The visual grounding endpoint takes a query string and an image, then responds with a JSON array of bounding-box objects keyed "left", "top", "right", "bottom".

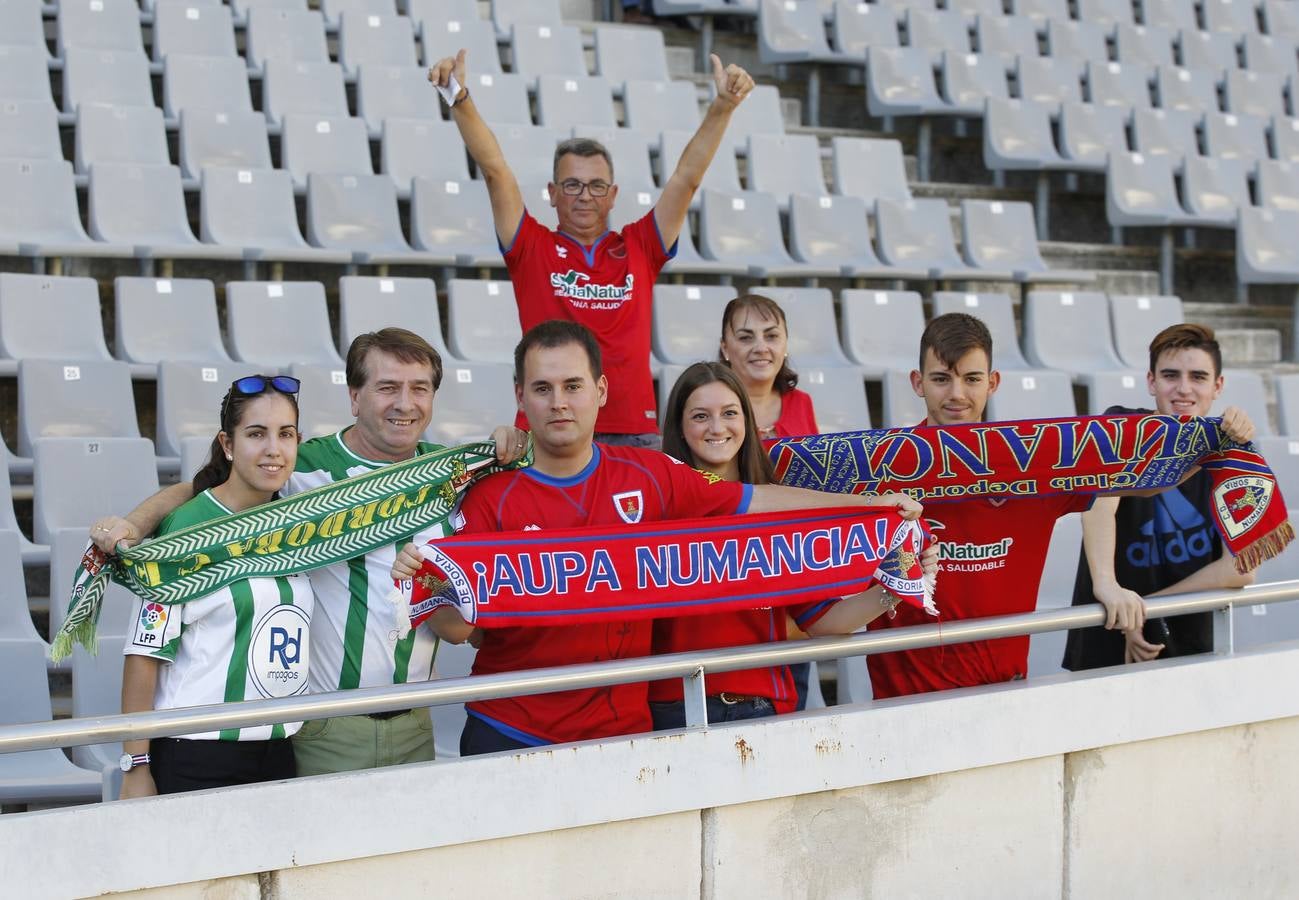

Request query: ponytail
[{"left": 190, "top": 435, "right": 231, "bottom": 497}]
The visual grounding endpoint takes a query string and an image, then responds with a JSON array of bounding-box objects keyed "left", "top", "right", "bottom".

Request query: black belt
[
  {"left": 366, "top": 709, "right": 411, "bottom": 720},
  {"left": 713, "top": 693, "right": 764, "bottom": 705}
]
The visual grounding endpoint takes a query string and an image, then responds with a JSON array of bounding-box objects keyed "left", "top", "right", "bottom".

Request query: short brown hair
[
  {"left": 1148, "top": 323, "right": 1221, "bottom": 377},
  {"left": 553, "top": 138, "right": 614, "bottom": 182},
  {"left": 719, "top": 294, "right": 800, "bottom": 393},
  {"left": 918, "top": 313, "right": 993, "bottom": 371},
  {"left": 514, "top": 320, "right": 603, "bottom": 385},
  {"left": 346, "top": 327, "right": 443, "bottom": 391}
]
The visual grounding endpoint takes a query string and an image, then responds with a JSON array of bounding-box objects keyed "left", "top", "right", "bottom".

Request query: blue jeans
[{"left": 649, "top": 697, "right": 775, "bottom": 730}]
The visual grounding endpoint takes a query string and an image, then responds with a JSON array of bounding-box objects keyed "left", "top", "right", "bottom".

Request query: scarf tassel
[{"left": 1235, "top": 519, "right": 1295, "bottom": 574}]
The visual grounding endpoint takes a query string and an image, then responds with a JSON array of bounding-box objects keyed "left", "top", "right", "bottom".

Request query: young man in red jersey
[
  {"left": 394, "top": 321, "right": 923, "bottom": 754},
  {"left": 865, "top": 313, "right": 1255, "bottom": 699},
  {"left": 429, "top": 48, "right": 756, "bottom": 448}
]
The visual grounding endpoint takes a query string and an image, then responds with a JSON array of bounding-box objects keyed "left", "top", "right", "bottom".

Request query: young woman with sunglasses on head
[
  {"left": 119, "top": 375, "right": 312, "bottom": 797},
  {"left": 648, "top": 363, "right": 938, "bottom": 728}
]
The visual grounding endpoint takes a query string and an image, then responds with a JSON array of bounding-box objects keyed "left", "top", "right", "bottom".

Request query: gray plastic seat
[
  {"left": 536, "top": 75, "right": 616, "bottom": 130},
  {"left": 1046, "top": 19, "right": 1109, "bottom": 63},
  {"left": 179, "top": 110, "right": 274, "bottom": 180},
  {"left": 1177, "top": 27, "right": 1240, "bottom": 77},
  {"left": 1273, "top": 115, "right": 1299, "bottom": 163},
  {"left": 986, "top": 369, "right": 1078, "bottom": 419},
  {"left": 458, "top": 71, "right": 533, "bottom": 126},
  {"left": 1202, "top": 0, "right": 1260, "bottom": 34},
  {"left": 570, "top": 126, "right": 657, "bottom": 196},
  {"left": 1059, "top": 102, "right": 1131, "bottom": 171},
  {"left": 876, "top": 196, "right": 1012, "bottom": 280},
  {"left": 69, "top": 633, "right": 128, "bottom": 772},
  {"left": 424, "top": 361, "right": 517, "bottom": 446},
  {"left": 758, "top": 0, "right": 855, "bottom": 64},
  {"left": 1085, "top": 369, "right": 1151, "bottom": 412},
  {"left": 948, "top": 0, "right": 1008, "bottom": 26},
  {"left": 594, "top": 24, "right": 670, "bottom": 84},
  {"left": 660, "top": 130, "right": 741, "bottom": 203},
  {"left": 0, "top": 274, "right": 113, "bottom": 376},
  {"left": 1224, "top": 69, "right": 1289, "bottom": 119},
  {"left": 0, "top": 531, "right": 40, "bottom": 642},
  {"left": 865, "top": 47, "right": 949, "bottom": 117},
  {"left": 798, "top": 367, "right": 871, "bottom": 433},
  {"left": 1274, "top": 373, "right": 1299, "bottom": 434},
  {"left": 942, "top": 51, "right": 1011, "bottom": 115},
  {"left": 623, "top": 80, "right": 702, "bottom": 134},
  {"left": 1115, "top": 23, "right": 1177, "bottom": 69},
  {"left": 1015, "top": 55, "right": 1085, "bottom": 111},
  {"left": 1106, "top": 151, "right": 1193, "bottom": 227},
  {"left": 446, "top": 279, "right": 521, "bottom": 363},
  {"left": 756, "top": 287, "right": 855, "bottom": 368},
  {"left": 0, "top": 0, "right": 50, "bottom": 58},
  {"left": 1181, "top": 155, "right": 1250, "bottom": 226},
  {"left": 115, "top": 277, "right": 230, "bottom": 369},
  {"left": 409, "top": 177, "right": 504, "bottom": 267},
  {"left": 1077, "top": 0, "right": 1136, "bottom": 27},
  {"left": 47, "top": 528, "right": 139, "bottom": 646},
  {"left": 0, "top": 101, "right": 62, "bottom": 162},
  {"left": 975, "top": 14, "right": 1041, "bottom": 63},
  {"left": 1108, "top": 292, "right": 1184, "bottom": 369},
  {"left": 226, "top": 281, "right": 342, "bottom": 368},
  {"left": 1257, "top": 159, "right": 1299, "bottom": 211},
  {"left": 906, "top": 8, "right": 972, "bottom": 64},
  {"left": 839, "top": 289, "right": 926, "bottom": 377},
  {"left": 307, "top": 172, "right": 442, "bottom": 264},
  {"left": 381, "top": 118, "right": 469, "bottom": 193},
  {"left": 152, "top": 2, "right": 237, "bottom": 60},
  {"left": 960, "top": 199, "right": 1096, "bottom": 283},
  {"left": 200, "top": 166, "right": 351, "bottom": 263},
  {"left": 421, "top": 18, "right": 502, "bottom": 73},
  {"left": 19, "top": 361, "right": 140, "bottom": 459},
  {"left": 510, "top": 23, "right": 587, "bottom": 80},
  {"left": 830, "top": 0, "right": 899, "bottom": 57},
  {"left": 338, "top": 12, "right": 418, "bottom": 77},
  {"left": 881, "top": 368, "right": 927, "bottom": 426},
  {"left": 338, "top": 275, "right": 455, "bottom": 363},
  {"left": 232, "top": 0, "right": 309, "bottom": 19},
  {"left": 320, "top": 0, "right": 393, "bottom": 29},
  {"left": 932, "top": 291, "right": 1034, "bottom": 369},
  {"left": 164, "top": 54, "right": 255, "bottom": 118},
  {"left": 655, "top": 199, "right": 744, "bottom": 277},
  {"left": 1087, "top": 60, "right": 1154, "bottom": 110},
  {"left": 156, "top": 360, "right": 266, "bottom": 457},
  {"left": 290, "top": 363, "right": 356, "bottom": 439},
  {"left": 88, "top": 163, "right": 238, "bottom": 261},
  {"left": 1144, "top": 0, "right": 1198, "bottom": 31},
  {"left": 0, "top": 45, "right": 55, "bottom": 105},
  {"left": 1202, "top": 111, "right": 1270, "bottom": 162},
  {"left": 831, "top": 137, "right": 912, "bottom": 205},
  {"left": 1022, "top": 290, "right": 1128, "bottom": 378},
  {"left": 1242, "top": 33, "right": 1299, "bottom": 77},
  {"left": 62, "top": 47, "right": 153, "bottom": 113},
  {"left": 1031, "top": 513, "right": 1082, "bottom": 670},
  {"left": 719, "top": 83, "right": 785, "bottom": 153},
  {"left": 57, "top": 0, "right": 144, "bottom": 55},
  {"left": 493, "top": 124, "right": 569, "bottom": 186},
  {"left": 788, "top": 194, "right": 927, "bottom": 279},
  {"left": 281, "top": 114, "right": 373, "bottom": 190},
  {"left": 1263, "top": 0, "right": 1299, "bottom": 38},
  {"left": 651, "top": 285, "right": 735, "bottom": 366},
  {"left": 75, "top": 104, "right": 169, "bottom": 175},
  {"left": 0, "top": 159, "right": 125, "bottom": 259},
  {"left": 1237, "top": 206, "right": 1299, "bottom": 284},
  {"left": 261, "top": 58, "right": 349, "bottom": 126},
  {"left": 1154, "top": 65, "right": 1221, "bottom": 113},
  {"left": 747, "top": 133, "right": 828, "bottom": 208},
  {"left": 1013, "top": 0, "right": 1069, "bottom": 21},
  {"left": 35, "top": 438, "right": 158, "bottom": 553},
  {"left": 356, "top": 65, "right": 442, "bottom": 137},
  {"left": 1131, "top": 107, "right": 1200, "bottom": 163},
  {"left": 1212, "top": 370, "right": 1273, "bottom": 436},
  {"left": 698, "top": 189, "right": 824, "bottom": 278},
  {"left": 246, "top": 8, "right": 330, "bottom": 71},
  {"left": 983, "top": 97, "right": 1066, "bottom": 170},
  {"left": 492, "top": 0, "right": 561, "bottom": 39}
]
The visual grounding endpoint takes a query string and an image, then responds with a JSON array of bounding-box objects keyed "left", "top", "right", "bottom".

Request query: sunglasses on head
[{"left": 221, "top": 374, "right": 301, "bottom": 422}]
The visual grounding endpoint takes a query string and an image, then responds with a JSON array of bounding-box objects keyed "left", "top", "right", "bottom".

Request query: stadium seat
[
  {"left": 290, "top": 363, "right": 356, "bottom": 439},
  {"left": 1212, "top": 369, "right": 1273, "bottom": 436},
  {"left": 1022, "top": 290, "right": 1129, "bottom": 378},
  {"left": 338, "top": 12, "right": 419, "bottom": 76},
  {"left": 232, "top": 0, "right": 308, "bottom": 23},
  {"left": 446, "top": 279, "right": 521, "bottom": 363},
  {"left": 746, "top": 134, "right": 828, "bottom": 208},
  {"left": 658, "top": 202, "right": 744, "bottom": 276},
  {"left": 948, "top": 0, "right": 1007, "bottom": 27},
  {"left": 61, "top": 47, "right": 153, "bottom": 113},
  {"left": 225, "top": 281, "right": 343, "bottom": 368},
  {"left": 261, "top": 59, "right": 350, "bottom": 126},
  {"left": 381, "top": 118, "right": 469, "bottom": 193},
  {"left": 492, "top": 124, "right": 568, "bottom": 184},
  {"left": 787, "top": 194, "right": 928, "bottom": 279},
  {"left": 0, "top": 159, "right": 128, "bottom": 259},
  {"left": 983, "top": 98, "right": 1066, "bottom": 170},
  {"left": 623, "top": 80, "right": 702, "bottom": 134},
  {"left": 0, "top": 532, "right": 39, "bottom": 643},
  {"left": 1224, "top": 69, "right": 1289, "bottom": 119},
  {"left": 1106, "top": 151, "right": 1193, "bottom": 229},
  {"left": 421, "top": 18, "right": 502, "bottom": 72},
  {"left": 753, "top": 287, "right": 855, "bottom": 369},
  {"left": 57, "top": 0, "right": 144, "bottom": 55},
  {"left": 75, "top": 104, "right": 170, "bottom": 175},
  {"left": 1015, "top": 55, "right": 1085, "bottom": 109},
  {"left": 941, "top": 51, "right": 1011, "bottom": 115},
  {"left": 155, "top": 361, "right": 265, "bottom": 457},
  {"left": 0, "top": 45, "right": 55, "bottom": 105},
  {"left": 906, "top": 9, "right": 973, "bottom": 64},
  {"left": 1263, "top": 0, "right": 1299, "bottom": 38},
  {"left": 163, "top": 54, "right": 255, "bottom": 118},
  {"left": 1085, "top": 369, "right": 1151, "bottom": 412},
  {"left": 1030, "top": 512, "right": 1081, "bottom": 676},
  {"left": 881, "top": 369, "right": 927, "bottom": 426},
  {"left": 1154, "top": 66, "right": 1221, "bottom": 114},
  {"left": 1077, "top": 0, "right": 1135, "bottom": 28},
  {"left": 307, "top": 172, "right": 445, "bottom": 263},
  {"left": 536, "top": 75, "right": 617, "bottom": 130},
  {"left": 1202, "top": 0, "right": 1260, "bottom": 34},
  {"left": 1109, "top": 293, "right": 1185, "bottom": 369},
  {"left": 424, "top": 361, "right": 518, "bottom": 446},
  {"left": 1013, "top": 0, "right": 1069, "bottom": 22},
  {"left": 1273, "top": 116, "right": 1299, "bottom": 163},
  {"left": 1257, "top": 159, "right": 1299, "bottom": 211},
  {"left": 975, "top": 14, "right": 1041, "bottom": 63},
  {"left": 570, "top": 127, "right": 657, "bottom": 196},
  {"left": 44, "top": 488, "right": 153, "bottom": 624},
  {"left": 509, "top": 23, "right": 587, "bottom": 80},
  {"left": 409, "top": 177, "right": 504, "bottom": 267},
  {"left": 1131, "top": 107, "right": 1200, "bottom": 164},
  {"left": 1144, "top": 0, "right": 1199, "bottom": 31},
  {"left": 152, "top": 3, "right": 237, "bottom": 61},
  {"left": 875, "top": 197, "right": 1012, "bottom": 281},
  {"left": 0, "top": 0, "right": 50, "bottom": 58},
  {"left": 1237, "top": 206, "right": 1299, "bottom": 285},
  {"left": 320, "top": 0, "right": 394, "bottom": 30},
  {"left": 1177, "top": 27, "right": 1241, "bottom": 77},
  {"left": 178, "top": 111, "right": 273, "bottom": 181},
  {"left": 1059, "top": 102, "right": 1131, "bottom": 171},
  {"left": 1242, "top": 33, "right": 1299, "bottom": 78},
  {"left": 88, "top": 163, "right": 240, "bottom": 261},
  {"left": 651, "top": 284, "right": 735, "bottom": 366},
  {"left": 19, "top": 361, "right": 142, "bottom": 461},
  {"left": 839, "top": 289, "right": 926, "bottom": 378},
  {"left": 718, "top": 82, "right": 785, "bottom": 153},
  {"left": 758, "top": 0, "right": 851, "bottom": 64},
  {"left": 604, "top": 184, "right": 660, "bottom": 231},
  {"left": 356, "top": 65, "right": 442, "bottom": 137},
  {"left": 1202, "top": 111, "right": 1270, "bottom": 162},
  {"left": 69, "top": 634, "right": 128, "bottom": 772},
  {"left": 931, "top": 291, "right": 1035, "bottom": 369},
  {"left": 180, "top": 433, "right": 213, "bottom": 478},
  {"left": 830, "top": 137, "right": 912, "bottom": 205},
  {"left": 245, "top": 8, "right": 330, "bottom": 71},
  {"left": 1115, "top": 23, "right": 1177, "bottom": 69},
  {"left": 799, "top": 367, "right": 871, "bottom": 433},
  {"left": 0, "top": 274, "right": 112, "bottom": 377},
  {"left": 986, "top": 369, "right": 1077, "bottom": 420},
  {"left": 594, "top": 24, "right": 671, "bottom": 85},
  {"left": 338, "top": 276, "right": 456, "bottom": 363},
  {"left": 403, "top": 0, "right": 482, "bottom": 33},
  {"left": 1046, "top": 19, "right": 1109, "bottom": 64},
  {"left": 492, "top": 0, "right": 562, "bottom": 40},
  {"left": 960, "top": 200, "right": 1095, "bottom": 283},
  {"left": 864, "top": 47, "right": 948, "bottom": 118},
  {"left": 199, "top": 166, "right": 351, "bottom": 263},
  {"left": 1181, "top": 155, "right": 1251, "bottom": 226},
  {"left": 829, "top": 0, "right": 899, "bottom": 57},
  {"left": 115, "top": 277, "right": 231, "bottom": 370},
  {"left": 458, "top": 71, "right": 533, "bottom": 126},
  {"left": 0, "top": 101, "right": 62, "bottom": 163},
  {"left": 1274, "top": 373, "right": 1299, "bottom": 434},
  {"left": 1087, "top": 61, "right": 1154, "bottom": 110},
  {"left": 659, "top": 130, "right": 741, "bottom": 202},
  {"left": 280, "top": 114, "right": 373, "bottom": 190},
  {"left": 697, "top": 189, "right": 826, "bottom": 278}
]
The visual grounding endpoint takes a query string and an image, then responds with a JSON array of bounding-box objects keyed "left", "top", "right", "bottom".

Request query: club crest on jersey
[
  {"left": 1213, "top": 475, "right": 1273, "bottom": 540},
  {"left": 556, "top": 245, "right": 568, "bottom": 258},
  {"left": 613, "top": 490, "right": 644, "bottom": 524}
]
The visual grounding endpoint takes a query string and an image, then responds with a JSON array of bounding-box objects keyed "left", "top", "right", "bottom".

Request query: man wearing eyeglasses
[{"left": 430, "top": 49, "right": 756, "bottom": 448}]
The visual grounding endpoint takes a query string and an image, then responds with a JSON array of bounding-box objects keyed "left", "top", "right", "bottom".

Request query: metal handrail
[{"left": 2, "top": 580, "right": 1296, "bottom": 755}]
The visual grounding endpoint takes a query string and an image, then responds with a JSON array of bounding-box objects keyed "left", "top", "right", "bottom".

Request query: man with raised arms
[
  {"left": 428, "top": 48, "right": 755, "bottom": 447},
  {"left": 393, "top": 320, "right": 923, "bottom": 755},
  {"left": 865, "top": 314, "right": 1255, "bottom": 699}
]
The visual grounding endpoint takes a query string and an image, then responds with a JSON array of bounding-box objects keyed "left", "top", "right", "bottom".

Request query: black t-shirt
[{"left": 1062, "top": 407, "right": 1221, "bottom": 670}]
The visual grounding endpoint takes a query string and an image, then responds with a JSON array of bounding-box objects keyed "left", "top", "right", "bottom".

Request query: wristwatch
[{"left": 119, "top": 752, "right": 150, "bottom": 773}]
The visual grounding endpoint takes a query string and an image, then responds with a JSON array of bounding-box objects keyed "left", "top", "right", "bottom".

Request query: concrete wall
[{"left": 4, "top": 644, "right": 1299, "bottom": 899}]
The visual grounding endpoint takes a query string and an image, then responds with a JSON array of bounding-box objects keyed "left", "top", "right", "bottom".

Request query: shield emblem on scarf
[
  {"left": 613, "top": 490, "right": 643, "bottom": 524},
  {"left": 1213, "top": 475, "right": 1274, "bottom": 540}
]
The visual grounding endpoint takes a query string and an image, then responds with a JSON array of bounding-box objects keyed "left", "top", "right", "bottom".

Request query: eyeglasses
[
  {"left": 558, "top": 179, "right": 612, "bottom": 197},
  {"left": 221, "top": 374, "right": 300, "bottom": 422}
]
